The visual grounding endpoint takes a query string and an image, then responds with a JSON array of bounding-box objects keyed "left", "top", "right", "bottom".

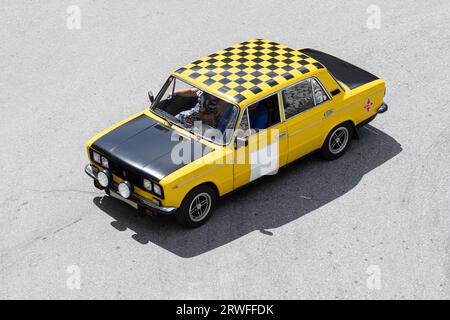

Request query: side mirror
[
  {"left": 234, "top": 136, "right": 249, "bottom": 149},
  {"left": 148, "top": 91, "right": 155, "bottom": 103}
]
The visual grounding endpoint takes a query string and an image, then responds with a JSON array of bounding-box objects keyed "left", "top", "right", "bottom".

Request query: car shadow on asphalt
[{"left": 93, "top": 125, "right": 402, "bottom": 258}]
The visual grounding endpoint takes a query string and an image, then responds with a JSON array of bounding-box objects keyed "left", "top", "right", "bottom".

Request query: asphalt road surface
[{"left": 1, "top": 0, "right": 449, "bottom": 299}]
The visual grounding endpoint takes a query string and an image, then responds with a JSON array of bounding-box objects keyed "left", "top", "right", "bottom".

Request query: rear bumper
[
  {"left": 377, "top": 102, "right": 388, "bottom": 114},
  {"left": 84, "top": 164, "right": 176, "bottom": 215},
  {"left": 356, "top": 102, "right": 388, "bottom": 129}
]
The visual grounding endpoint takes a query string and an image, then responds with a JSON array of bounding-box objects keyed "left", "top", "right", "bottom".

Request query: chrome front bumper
[
  {"left": 84, "top": 164, "right": 98, "bottom": 179},
  {"left": 84, "top": 164, "right": 176, "bottom": 215}
]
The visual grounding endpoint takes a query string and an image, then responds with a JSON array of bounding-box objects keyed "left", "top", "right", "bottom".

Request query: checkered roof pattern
[{"left": 174, "top": 39, "right": 323, "bottom": 106}]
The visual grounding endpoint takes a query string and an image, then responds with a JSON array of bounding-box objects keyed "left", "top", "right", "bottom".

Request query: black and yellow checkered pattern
[{"left": 174, "top": 39, "right": 323, "bottom": 105}]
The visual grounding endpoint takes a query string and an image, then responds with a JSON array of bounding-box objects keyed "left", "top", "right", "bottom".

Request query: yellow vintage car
[{"left": 85, "top": 39, "right": 387, "bottom": 227}]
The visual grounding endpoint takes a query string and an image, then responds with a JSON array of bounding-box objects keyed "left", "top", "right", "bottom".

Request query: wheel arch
[
  {"left": 342, "top": 119, "right": 356, "bottom": 135},
  {"left": 175, "top": 181, "right": 219, "bottom": 228},
  {"left": 321, "top": 119, "right": 356, "bottom": 147},
  {"left": 186, "top": 181, "right": 220, "bottom": 201}
]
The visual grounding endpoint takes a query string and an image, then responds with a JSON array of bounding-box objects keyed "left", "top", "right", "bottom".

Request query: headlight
[
  {"left": 118, "top": 181, "right": 132, "bottom": 199},
  {"left": 143, "top": 179, "right": 152, "bottom": 191},
  {"left": 93, "top": 151, "right": 101, "bottom": 164},
  {"left": 97, "top": 170, "right": 110, "bottom": 188},
  {"left": 153, "top": 183, "right": 162, "bottom": 196},
  {"left": 101, "top": 156, "right": 109, "bottom": 168}
]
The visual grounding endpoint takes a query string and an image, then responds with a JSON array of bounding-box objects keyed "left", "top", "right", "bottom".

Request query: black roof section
[{"left": 300, "top": 48, "right": 379, "bottom": 90}]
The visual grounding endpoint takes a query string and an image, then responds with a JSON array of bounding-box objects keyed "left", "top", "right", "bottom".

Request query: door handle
[
  {"left": 324, "top": 109, "right": 334, "bottom": 118},
  {"left": 278, "top": 132, "right": 287, "bottom": 138}
]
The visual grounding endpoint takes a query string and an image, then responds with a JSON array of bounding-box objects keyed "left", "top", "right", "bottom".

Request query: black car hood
[{"left": 92, "top": 114, "right": 212, "bottom": 182}]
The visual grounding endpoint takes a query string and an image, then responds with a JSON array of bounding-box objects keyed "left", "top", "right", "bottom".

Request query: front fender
[{"left": 160, "top": 148, "right": 234, "bottom": 208}]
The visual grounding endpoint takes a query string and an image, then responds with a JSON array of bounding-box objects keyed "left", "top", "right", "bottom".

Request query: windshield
[{"left": 151, "top": 76, "right": 239, "bottom": 145}]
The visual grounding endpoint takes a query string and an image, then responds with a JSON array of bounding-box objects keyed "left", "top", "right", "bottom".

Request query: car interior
[
  {"left": 248, "top": 94, "right": 281, "bottom": 130},
  {"left": 159, "top": 95, "right": 198, "bottom": 116},
  {"left": 157, "top": 88, "right": 281, "bottom": 138}
]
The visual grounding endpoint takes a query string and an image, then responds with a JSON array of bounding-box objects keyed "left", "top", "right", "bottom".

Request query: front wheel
[
  {"left": 175, "top": 185, "right": 216, "bottom": 228},
  {"left": 320, "top": 122, "right": 353, "bottom": 160}
]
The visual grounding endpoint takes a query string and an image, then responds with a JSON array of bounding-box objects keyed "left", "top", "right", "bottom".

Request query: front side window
[
  {"left": 247, "top": 93, "right": 281, "bottom": 133},
  {"left": 151, "top": 77, "right": 239, "bottom": 145},
  {"left": 237, "top": 109, "right": 250, "bottom": 138}
]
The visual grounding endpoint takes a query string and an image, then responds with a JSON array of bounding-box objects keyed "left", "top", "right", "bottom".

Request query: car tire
[
  {"left": 320, "top": 122, "right": 353, "bottom": 160},
  {"left": 175, "top": 185, "right": 216, "bottom": 228}
]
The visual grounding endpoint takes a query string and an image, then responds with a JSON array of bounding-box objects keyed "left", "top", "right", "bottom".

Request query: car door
[
  {"left": 233, "top": 93, "right": 288, "bottom": 189},
  {"left": 281, "top": 77, "right": 335, "bottom": 162}
]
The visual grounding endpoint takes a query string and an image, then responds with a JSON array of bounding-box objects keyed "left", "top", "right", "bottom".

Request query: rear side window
[
  {"left": 312, "top": 78, "right": 329, "bottom": 105},
  {"left": 282, "top": 79, "right": 314, "bottom": 119}
]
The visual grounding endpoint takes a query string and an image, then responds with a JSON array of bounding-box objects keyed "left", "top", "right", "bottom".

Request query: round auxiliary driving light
[
  {"left": 118, "top": 181, "right": 132, "bottom": 199},
  {"left": 97, "top": 170, "right": 110, "bottom": 188}
]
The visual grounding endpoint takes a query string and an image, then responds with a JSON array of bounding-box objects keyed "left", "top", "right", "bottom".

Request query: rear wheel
[
  {"left": 321, "top": 122, "right": 353, "bottom": 160},
  {"left": 175, "top": 185, "right": 216, "bottom": 228}
]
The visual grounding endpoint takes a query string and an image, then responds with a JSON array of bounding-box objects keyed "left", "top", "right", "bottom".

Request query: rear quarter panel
[{"left": 318, "top": 69, "right": 385, "bottom": 145}]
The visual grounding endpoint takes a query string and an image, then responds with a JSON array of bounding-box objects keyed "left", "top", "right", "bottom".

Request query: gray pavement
[{"left": 0, "top": 0, "right": 449, "bottom": 299}]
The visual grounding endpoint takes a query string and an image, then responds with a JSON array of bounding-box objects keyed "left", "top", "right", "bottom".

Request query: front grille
[
  {"left": 109, "top": 161, "right": 142, "bottom": 187},
  {"left": 90, "top": 148, "right": 163, "bottom": 199},
  {"left": 108, "top": 160, "right": 164, "bottom": 199},
  {"left": 90, "top": 148, "right": 142, "bottom": 186}
]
